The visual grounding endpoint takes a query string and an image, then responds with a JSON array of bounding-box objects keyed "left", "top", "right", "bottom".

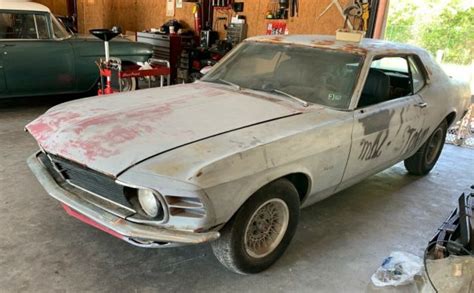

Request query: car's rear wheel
[
  {"left": 404, "top": 120, "right": 447, "bottom": 175},
  {"left": 211, "top": 178, "right": 300, "bottom": 274}
]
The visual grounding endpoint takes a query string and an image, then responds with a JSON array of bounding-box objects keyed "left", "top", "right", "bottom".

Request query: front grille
[{"left": 39, "top": 152, "right": 133, "bottom": 209}]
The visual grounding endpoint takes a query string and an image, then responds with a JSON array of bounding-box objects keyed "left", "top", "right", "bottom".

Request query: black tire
[
  {"left": 211, "top": 178, "right": 300, "bottom": 274},
  {"left": 404, "top": 120, "right": 448, "bottom": 175}
]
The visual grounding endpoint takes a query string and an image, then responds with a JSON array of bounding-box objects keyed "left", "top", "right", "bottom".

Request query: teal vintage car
[{"left": 0, "top": 2, "right": 153, "bottom": 98}]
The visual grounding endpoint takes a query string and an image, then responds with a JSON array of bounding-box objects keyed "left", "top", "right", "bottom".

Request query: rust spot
[
  {"left": 271, "top": 36, "right": 284, "bottom": 42},
  {"left": 311, "top": 40, "right": 335, "bottom": 46},
  {"left": 256, "top": 36, "right": 286, "bottom": 44},
  {"left": 113, "top": 218, "right": 125, "bottom": 225},
  {"left": 341, "top": 43, "right": 367, "bottom": 55},
  {"left": 376, "top": 49, "right": 398, "bottom": 55}
]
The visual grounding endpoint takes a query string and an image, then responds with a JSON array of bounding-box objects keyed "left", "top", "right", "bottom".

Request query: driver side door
[{"left": 339, "top": 55, "right": 428, "bottom": 189}]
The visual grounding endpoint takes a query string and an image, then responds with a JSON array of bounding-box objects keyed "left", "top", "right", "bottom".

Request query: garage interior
[
  {"left": 0, "top": 0, "right": 473, "bottom": 292},
  {"left": 34, "top": 0, "right": 385, "bottom": 38}
]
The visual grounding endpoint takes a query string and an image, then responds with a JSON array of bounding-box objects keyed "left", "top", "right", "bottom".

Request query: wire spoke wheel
[
  {"left": 244, "top": 198, "right": 289, "bottom": 259},
  {"left": 211, "top": 179, "right": 299, "bottom": 274},
  {"left": 425, "top": 128, "right": 443, "bottom": 165}
]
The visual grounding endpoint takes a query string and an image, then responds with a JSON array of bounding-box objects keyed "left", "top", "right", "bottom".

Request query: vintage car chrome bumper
[{"left": 27, "top": 153, "right": 220, "bottom": 246}]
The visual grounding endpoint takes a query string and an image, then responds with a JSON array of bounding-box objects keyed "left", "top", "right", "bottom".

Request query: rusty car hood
[{"left": 26, "top": 83, "right": 302, "bottom": 177}]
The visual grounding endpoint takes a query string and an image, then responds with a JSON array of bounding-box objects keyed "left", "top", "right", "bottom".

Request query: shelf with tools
[{"left": 84, "top": 0, "right": 380, "bottom": 87}]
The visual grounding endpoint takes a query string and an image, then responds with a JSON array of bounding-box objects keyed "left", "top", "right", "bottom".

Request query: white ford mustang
[{"left": 26, "top": 35, "right": 471, "bottom": 274}]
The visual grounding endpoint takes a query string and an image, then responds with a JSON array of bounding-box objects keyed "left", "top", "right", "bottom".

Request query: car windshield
[
  {"left": 51, "top": 14, "right": 71, "bottom": 39},
  {"left": 202, "top": 42, "right": 363, "bottom": 109}
]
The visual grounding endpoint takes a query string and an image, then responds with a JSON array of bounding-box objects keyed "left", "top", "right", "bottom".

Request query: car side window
[
  {"left": 0, "top": 12, "right": 19, "bottom": 39},
  {"left": 0, "top": 12, "right": 50, "bottom": 39},
  {"left": 408, "top": 56, "right": 426, "bottom": 93},
  {"left": 35, "top": 14, "right": 50, "bottom": 39},
  {"left": 358, "top": 56, "right": 413, "bottom": 108},
  {"left": 51, "top": 15, "right": 70, "bottom": 39},
  {"left": 370, "top": 56, "right": 408, "bottom": 73},
  {"left": 12, "top": 13, "right": 36, "bottom": 39}
]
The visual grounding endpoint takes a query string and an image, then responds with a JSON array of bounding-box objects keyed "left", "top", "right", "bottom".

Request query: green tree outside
[{"left": 385, "top": 0, "right": 474, "bottom": 65}]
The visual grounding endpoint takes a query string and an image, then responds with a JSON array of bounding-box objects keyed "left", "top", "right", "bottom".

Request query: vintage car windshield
[
  {"left": 51, "top": 14, "right": 72, "bottom": 39},
  {"left": 202, "top": 42, "right": 363, "bottom": 109}
]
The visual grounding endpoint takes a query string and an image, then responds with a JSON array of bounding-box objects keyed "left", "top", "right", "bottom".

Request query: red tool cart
[
  {"left": 90, "top": 28, "right": 171, "bottom": 95},
  {"left": 97, "top": 58, "right": 171, "bottom": 95}
]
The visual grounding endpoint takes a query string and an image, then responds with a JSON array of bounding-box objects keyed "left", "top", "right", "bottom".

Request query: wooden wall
[
  {"left": 76, "top": 0, "right": 112, "bottom": 34},
  {"left": 35, "top": 0, "right": 68, "bottom": 16},
  {"left": 239, "top": 0, "right": 353, "bottom": 36},
  {"left": 77, "top": 0, "right": 196, "bottom": 34},
  {"left": 38, "top": 0, "right": 353, "bottom": 36},
  {"left": 36, "top": 0, "right": 111, "bottom": 33},
  {"left": 132, "top": 0, "right": 196, "bottom": 32}
]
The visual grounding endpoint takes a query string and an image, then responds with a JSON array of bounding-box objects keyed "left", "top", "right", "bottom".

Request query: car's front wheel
[
  {"left": 404, "top": 120, "right": 448, "bottom": 175},
  {"left": 211, "top": 178, "right": 300, "bottom": 274}
]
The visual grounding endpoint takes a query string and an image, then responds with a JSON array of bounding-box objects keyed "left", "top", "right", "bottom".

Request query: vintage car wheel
[
  {"left": 404, "top": 120, "right": 448, "bottom": 175},
  {"left": 211, "top": 178, "right": 300, "bottom": 274},
  {"left": 120, "top": 77, "right": 137, "bottom": 91}
]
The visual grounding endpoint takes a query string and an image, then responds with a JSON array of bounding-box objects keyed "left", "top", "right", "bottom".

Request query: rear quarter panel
[{"left": 418, "top": 51, "right": 471, "bottom": 130}]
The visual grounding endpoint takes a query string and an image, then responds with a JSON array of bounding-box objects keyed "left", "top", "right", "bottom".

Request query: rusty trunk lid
[{"left": 26, "top": 83, "right": 302, "bottom": 177}]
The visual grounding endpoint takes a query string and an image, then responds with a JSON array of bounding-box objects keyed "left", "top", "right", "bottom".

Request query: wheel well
[
  {"left": 445, "top": 112, "right": 457, "bottom": 127},
  {"left": 284, "top": 173, "right": 310, "bottom": 204},
  {"left": 222, "top": 173, "right": 311, "bottom": 227}
]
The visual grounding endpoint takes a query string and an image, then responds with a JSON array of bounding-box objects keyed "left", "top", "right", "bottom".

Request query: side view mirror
[{"left": 200, "top": 66, "right": 213, "bottom": 75}]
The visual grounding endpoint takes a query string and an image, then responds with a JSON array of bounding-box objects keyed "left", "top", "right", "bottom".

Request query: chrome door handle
[{"left": 414, "top": 102, "right": 428, "bottom": 108}]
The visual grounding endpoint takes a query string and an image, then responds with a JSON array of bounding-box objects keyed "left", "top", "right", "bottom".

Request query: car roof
[
  {"left": 0, "top": 1, "right": 51, "bottom": 13},
  {"left": 246, "top": 34, "right": 425, "bottom": 56}
]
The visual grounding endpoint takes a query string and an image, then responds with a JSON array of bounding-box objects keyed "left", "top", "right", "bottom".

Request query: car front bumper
[{"left": 27, "top": 153, "right": 220, "bottom": 247}]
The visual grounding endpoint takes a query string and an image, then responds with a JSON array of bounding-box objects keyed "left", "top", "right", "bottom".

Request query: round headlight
[{"left": 137, "top": 189, "right": 160, "bottom": 218}]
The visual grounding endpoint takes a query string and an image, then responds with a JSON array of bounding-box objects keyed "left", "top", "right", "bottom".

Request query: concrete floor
[{"left": 1, "top": 98, "right": 473, "bottom": 292}]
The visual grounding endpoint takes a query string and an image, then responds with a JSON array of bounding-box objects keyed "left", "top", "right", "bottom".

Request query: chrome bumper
[{"left": 27, "top": 153, "right": 220, "bottom": 246}]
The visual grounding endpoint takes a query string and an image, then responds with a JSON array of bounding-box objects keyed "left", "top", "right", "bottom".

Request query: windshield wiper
[
  {"left": 218, "top": 79, "right": 241, "bottom": 90},
  {"left": 272, "top": 89, "right": 308, "bottom": 107}
]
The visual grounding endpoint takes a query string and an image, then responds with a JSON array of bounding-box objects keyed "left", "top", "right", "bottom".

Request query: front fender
[
  {"left": 128, "top": 109, "right": 351, "bottom": 229},
  {"left": 202, "top": 160, "right": 314, "bottom": 226}
]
